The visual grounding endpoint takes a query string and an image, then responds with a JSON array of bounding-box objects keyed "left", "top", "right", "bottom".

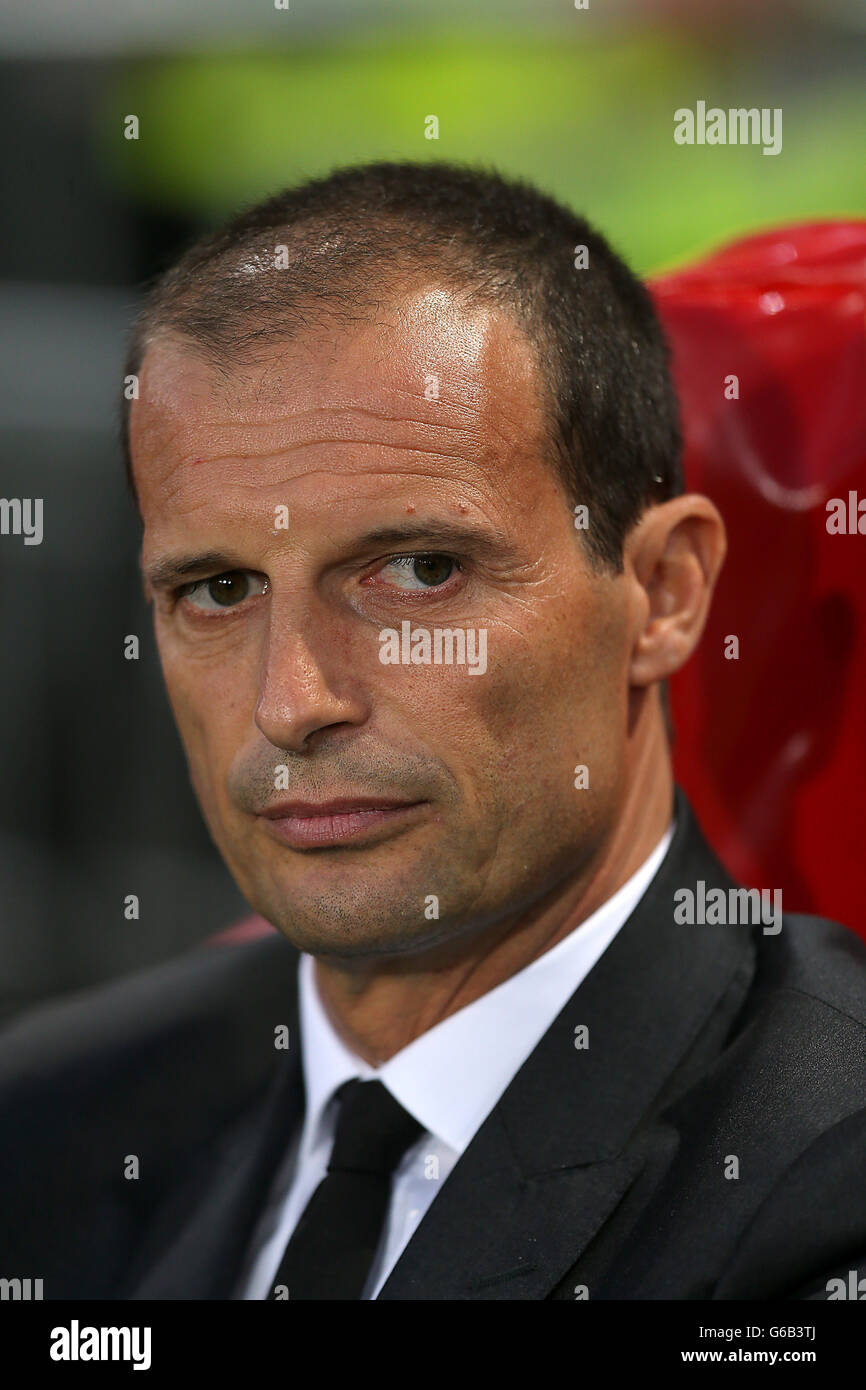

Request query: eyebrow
[
  {"left": 144, "top": 520, "right": 517, "bottom": 592},
  {"left": 351, "top": 521, "right": 517, "bottom": 562}
]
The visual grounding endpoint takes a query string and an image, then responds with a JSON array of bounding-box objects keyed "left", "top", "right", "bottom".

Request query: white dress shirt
[{"left": 238, "top": 818, "right": 675, "bottom": 1299}]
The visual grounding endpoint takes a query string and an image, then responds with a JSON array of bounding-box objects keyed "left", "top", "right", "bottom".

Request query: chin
[{"left": 269, "top": 907, "right": 456, "bottom": 961}]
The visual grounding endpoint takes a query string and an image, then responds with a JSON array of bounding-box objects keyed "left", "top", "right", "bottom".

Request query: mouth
[{"left": 258, "top": 797, "right": 429, "bottom": 849}]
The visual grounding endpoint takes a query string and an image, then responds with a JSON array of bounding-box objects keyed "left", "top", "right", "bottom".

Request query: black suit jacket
[{"left": 2, "top": 788, "right": 866, "bottom": 1300}]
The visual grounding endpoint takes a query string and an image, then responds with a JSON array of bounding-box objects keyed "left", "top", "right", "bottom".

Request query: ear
[{"left": 624, "top": 494, "right": 727, "bottom": 687}]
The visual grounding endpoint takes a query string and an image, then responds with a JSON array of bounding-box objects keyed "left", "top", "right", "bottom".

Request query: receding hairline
[
  {"left": 128, "top": 275, "right": 567, "bottom": 495},
  {"left": 129, "top": 251, "right": 549, "bottom": 385}
]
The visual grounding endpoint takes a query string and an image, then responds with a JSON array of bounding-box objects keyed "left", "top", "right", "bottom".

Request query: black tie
[{"left": 268, "top": 1077, "right": 424, "bottom": 1300}]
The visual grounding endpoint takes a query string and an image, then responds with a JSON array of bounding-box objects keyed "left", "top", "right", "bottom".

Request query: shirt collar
[{"left": 298, "top": 819, "right": 674, "bottom": 1156}]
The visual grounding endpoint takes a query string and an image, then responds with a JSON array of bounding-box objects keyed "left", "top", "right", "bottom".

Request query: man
[{"left": 2, "top": 162, "right": 865, "bottom": 1301}]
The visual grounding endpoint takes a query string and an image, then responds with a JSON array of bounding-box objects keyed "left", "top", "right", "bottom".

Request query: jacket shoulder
[
  {"left": 0, "top": 932, "right": 298, "bottom": 1106},
  {"left": 755, "top": 912, "right": 866, "bottom": 1031},
  {"left": 709, "top": 915, "right": 866, "bottom": 1297},
  {"left": 0, "top": 932, "right": 299, "bottom": 1294}
]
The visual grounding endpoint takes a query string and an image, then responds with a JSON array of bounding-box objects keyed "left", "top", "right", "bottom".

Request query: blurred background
[{"left": 1, "top": 0, "right": 864, "bottom": 1019}]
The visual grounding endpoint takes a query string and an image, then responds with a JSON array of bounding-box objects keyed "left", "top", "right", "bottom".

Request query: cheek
[
  {"left": 390, "top": 618, "right": 584, "bottom": 803},
  {"left": 156, "top": 632, "right": 253, "bottom": 794},
  {"left": 471, "top": 602, "right": 625, "bottom": 795}
]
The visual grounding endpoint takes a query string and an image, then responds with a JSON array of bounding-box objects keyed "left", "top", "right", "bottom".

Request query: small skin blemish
[{"left": 406, "top": 503, "right": 416, "bottom": 513}]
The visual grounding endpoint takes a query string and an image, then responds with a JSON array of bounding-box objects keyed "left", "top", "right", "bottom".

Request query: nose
[{"left": 254, "top": 597, "right": 369, "bottom": 753}]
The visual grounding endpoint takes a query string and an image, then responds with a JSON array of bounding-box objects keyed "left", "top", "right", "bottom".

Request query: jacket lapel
[{"left": 378, "top": 790, "right": 756, "bottom": 1299}]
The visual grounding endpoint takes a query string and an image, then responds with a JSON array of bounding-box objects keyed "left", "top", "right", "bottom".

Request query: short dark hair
[{"left": 120, "top": 160, "right": 682, "bottom": 570}]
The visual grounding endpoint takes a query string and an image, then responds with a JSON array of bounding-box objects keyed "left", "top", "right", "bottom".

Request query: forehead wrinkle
[
  {"left": 142, "top": 406, "right": 530, "bottom": 505},
  {"left": 280, "top": 469, "right": 501, "bottom": 511},
  {"left": 151, "top": 465, "right": 515, "bottom": 541},
  {"left": 145, "top": 419, "right": 504, "bottom": 490},
  {"left": 140, "top": 404, "right": 543, "bottom": 525},
  {"left": 162, "top": 464, "right": 499, "bottom": 504},
  {"left": 165, "top": 446, "right": 488, "bottom": 481},
  {"left": 160, "top": 400, "right": 490, "bottom": 445},
  {"left": 150, "top": 471, "right": 218, "bottom": 515},
  {"left": 138, "top": 426, "right": 496, "bottom": 513},
  {"left": 141, "top": 407, "right": 491, "bottom": 477}
]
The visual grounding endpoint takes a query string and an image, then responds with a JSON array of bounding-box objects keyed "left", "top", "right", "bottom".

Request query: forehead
[{"left": 130, "top": 286, "right": 556, "bottom": 527}]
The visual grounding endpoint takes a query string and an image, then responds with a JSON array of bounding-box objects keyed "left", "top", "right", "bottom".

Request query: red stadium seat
[{"left": 653, "top": 221, "right": 866, "bottom": 935}]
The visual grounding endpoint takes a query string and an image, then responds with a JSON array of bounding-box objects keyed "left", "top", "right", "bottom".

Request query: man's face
[{"left": 132, "top": 287, "right": 635, "bottom": 960}]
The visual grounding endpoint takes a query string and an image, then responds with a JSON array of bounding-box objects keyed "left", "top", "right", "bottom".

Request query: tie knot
[{"left": 328, "top": 1078, "right": 424, "bottom": 1177}]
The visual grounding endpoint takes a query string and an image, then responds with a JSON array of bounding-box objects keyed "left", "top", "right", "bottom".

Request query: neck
[{"left": 314, "top": 700, "right": 673, "bottom": 1066}]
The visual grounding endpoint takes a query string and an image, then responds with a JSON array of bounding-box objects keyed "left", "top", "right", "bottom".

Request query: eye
[
  {"left": 375, "top": 554, "right": 459, "bottom": 591},
  {"left": 178, "top": 570, "right": 268, "bottom": 613}
]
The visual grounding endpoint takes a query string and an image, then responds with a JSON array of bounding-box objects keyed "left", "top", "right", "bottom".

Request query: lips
[
  {"left": 261, "top": 797, "right": 419, "bottom": 818},
  {"left": 258, "top": 797, "right": 427, "bottom": 848}
]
